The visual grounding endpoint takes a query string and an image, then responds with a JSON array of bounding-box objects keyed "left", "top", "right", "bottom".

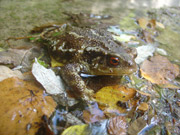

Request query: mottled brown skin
[{"left": 40, "top": 24, "right": 137, "bottom": 102}]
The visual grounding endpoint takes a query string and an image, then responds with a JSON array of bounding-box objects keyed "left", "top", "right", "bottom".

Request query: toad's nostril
[{"left": 128, "top": 61, "right": 133, "bottom": 66}]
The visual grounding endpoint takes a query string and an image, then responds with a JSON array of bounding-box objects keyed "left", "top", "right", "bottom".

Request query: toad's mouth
[{"left": 89, "top": 65, "right": 137, "bottom": 76}]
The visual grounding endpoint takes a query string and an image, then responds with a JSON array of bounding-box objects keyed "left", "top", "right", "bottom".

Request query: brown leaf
[
  {"left": 83, "top": 103, "right": 106, "bottom": 123},
  {"left": 176, "top": 101, "right": 180, "bottom": 107},
  {"left": 107, "top": 116, "right": 127, "bottom": 135},
  {"left": 127, "top": 116, "right": 147, "bottom": 135},
  {"left": 140, "top": 55, "right": 179, "bottom": 85},
  {"left": 137, "top": 18, "right": 164, "bottom": 43},
  {"left": 0, "top": 77, "right": 56, "bottom": 135},
  {"left": 0, "top": 47, "right": 44, "bottom": 72},
  {"left": 148, "top": 19, "right": 156, "bottom": 29},
  {"left": 142, "top": 30, "right": 154, "bottom": 43},
  {"left": 0, "top": 48, "right": 28, "bottom": 66}
]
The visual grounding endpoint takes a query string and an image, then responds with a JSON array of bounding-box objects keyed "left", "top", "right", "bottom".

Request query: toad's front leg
[{"left": 59, "top": 63, "right": 94, "bottom": 103}]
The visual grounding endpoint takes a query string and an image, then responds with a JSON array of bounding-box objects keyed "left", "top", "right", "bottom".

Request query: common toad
[{"left": 40, "top": 24, "right": 137, "bottom": 103}]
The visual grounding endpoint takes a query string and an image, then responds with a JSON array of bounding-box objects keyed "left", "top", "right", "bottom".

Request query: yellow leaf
[
  {"left": 94, "top": 85, "right": 136, "bottom": 113},
  {"left": 137, "top": 102, "right": 149, "bottom": 111},
  {"left": 137, "top": 18, "right": 158, "bottom": 29},
  {"left": 50, "top": 56, "right": 64, "bottom": 67},
  {"left": 62, "top": 124, "right": 89, "bottom": 135},
  {"left": 137, "top": 18, "right": 149, "bottom": 29},
  {"left": 0, "top": 77, "right": 56, "bottom": 135}
]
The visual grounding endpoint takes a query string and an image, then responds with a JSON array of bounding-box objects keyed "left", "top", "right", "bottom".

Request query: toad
[{"left": 40, "top": 24, "right": 137, "bottom": 103}]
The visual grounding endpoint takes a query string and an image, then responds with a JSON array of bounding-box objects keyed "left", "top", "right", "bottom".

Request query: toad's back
[{"left": 41, "top": 24, "right": 137, "bottom": 75}]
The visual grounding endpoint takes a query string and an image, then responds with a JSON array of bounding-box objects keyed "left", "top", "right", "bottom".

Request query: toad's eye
[{"left": 109, "top": 57, "right": 120, "bottom": 66}]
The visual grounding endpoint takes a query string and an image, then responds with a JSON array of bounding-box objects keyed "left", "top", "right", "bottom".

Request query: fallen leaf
[
  {"left": 107, "top": 116, "right": 127, "bottom": 135},
  {"left": 137, "top": 18, "right": 163, "bottom": 43},
  {"left": 94, "top": 85, "right": 136, "bottom": 114},
  {"left": 176, "top": 101, "right": 180, "bottom": 107},
  {"left": 137, "top": 102, "right": 149, "bottom": 111},
  {"left": 137, "top": 18, "right": 149, "bottom": 29},
  {"left": 62, "top": 120, "right": 109, "bottom": 135},
  {"left": 62, "top": 124, "right": 89, "bottom": 135},
  {"left": 140, "top": 55, "right": 179, "bottom": 85},
  {"left": 135, "top": 90, "right": 151, "bottom": 97},
  {"left": 32, "top": 59, "right": 77, "bottom": 106},
  {"left": 0, "top": 77, "right": 56, "bottom": 135},
  {"left": 50, "top": 56, "right": 64, "bottom": 67},
  {"left": 158, "top": 83, "right": 180, "bottom": 89},
  {"left": 113, "top": 34, "right": 136, "bottom": 43},
  {"left": 83, "top": 103, "right": 106, "bottom": 123},
  {"left": 148, "top": 19, "right": 156, "bottom": 29},
  {"left": 108, "top": 26, "right": 137, "bottom": 43},
  {"left": 141, "top": 30, "right": 154, "bottom": 43},
  {"left": 128, "top": 115, "right": 159, "bottom": 135},
  {"left": 127, "top": 117, "right": 146, "bottom": 135},
  {"left": 0, "top": 47, "right": 44, "bottom": 72},
  {"left": 137, "top": 18, "right": 157, "bottom": 30},
  {"left": 135, "top": 45, "right": 156, "bottom": 64},
  {"left": 49, "top": 110, "right": 84, "bottom": 134},
  {"left": 156, "top": 48, "right": 167, "bottom": 56},
  {"left": 0, "top": 48, "right": 27, "bottom": 66},
  {"left": 32, "top": 58, "right": 65, "bottom": 95},
  {"left": 0, "top": 66, "right": 24, "bottom": 82},
  {"left": 66, "top": 113, "right": 84, "bottom": 125},
  {"left": 156, "top": 22, "right": 165, "bottom": 29}
]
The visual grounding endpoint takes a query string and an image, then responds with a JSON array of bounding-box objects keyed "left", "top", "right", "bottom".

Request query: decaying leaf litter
[{"left": 0, "top": 7, "right": 180, "bottom": 135}]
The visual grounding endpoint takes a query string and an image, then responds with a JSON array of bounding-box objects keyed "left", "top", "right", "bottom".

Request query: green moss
[
  {"left": 119, "top": 13, "right": 139, "bottom": 30},
  {"left": 157, "top": 27, "right": 180, "bottom": 63},
  {"left": 0, "top": 42, "right": 8, "bottom": 51}
]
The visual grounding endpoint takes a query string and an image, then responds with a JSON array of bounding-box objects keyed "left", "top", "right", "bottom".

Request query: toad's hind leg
[{"left": 60, "top": 63, "right": 94, "bottom": 103}]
